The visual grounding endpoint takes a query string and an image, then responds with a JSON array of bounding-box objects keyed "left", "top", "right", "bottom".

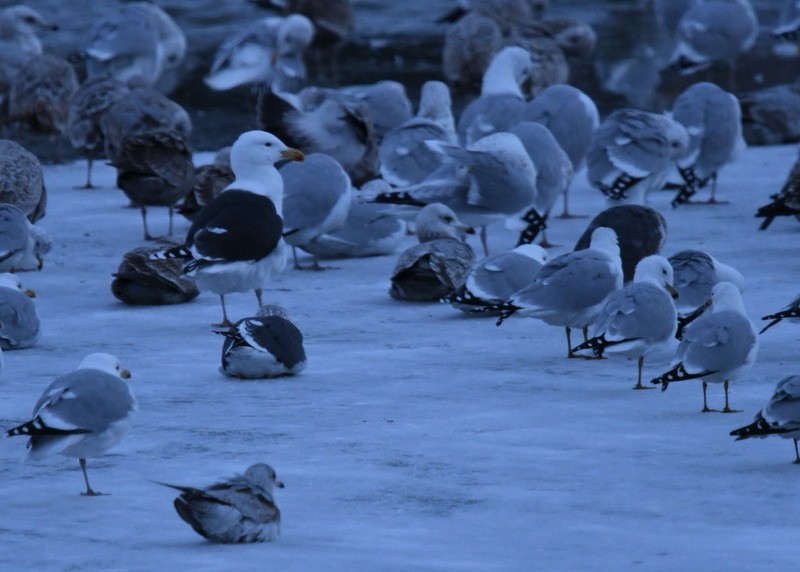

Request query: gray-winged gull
[
  {"left": 378, "top": 80, "right": 457, "bottom": 187},
  {"left": 586, "top": 108, "right": 688, "bottom": 204},
  {"left": 445, "top": 243, "right": 547, "bottom": 314},
  {"left": 101, "top": 85, "right": 194, "bottom": 240},
  {"left": 574, "top": 205, "right": 667, "bottom": 283},
  {"left": 756, "top": 147, "right": 800, "bottom": 230},
  {"left": 671, "top": 82, "right": 745, "bottom": 206},
  {"left": 112, "top": 243, "right": 199, "bottom": 306},
  {"left": 154, "top": 130, "right": 304, "bottom": 327},
  {"left": 390, "top": 203, "right": 475, "bottom": 302},
  {"left": 204, "top": 14, "right": 314, "bottom": 92},
  {"left": 6, "top": 353, "right": 135, "bottom": 496},
  {"left": 760, "top": 292, "right": 800, "bottom": 334},
  {"left": 8, "top": 54, "right": 78, "bottom": 136},
  {"left": 668, "top": 249, "right": 744, "bottom": 312},
  {"left": 456, "top": 46, "right": 533, "bottom": 145},
  {"left": 0, "top": 139, "right": 46, "bottom": 222},
  {"left": 477, "top": 227, "right": 623, "bottom": 358},
  {"left": 0, "top": 203, "right": 51, "bottom": 272},
  {"left": 158, "top": 463, "right": 283, "bottom": 543},
  {"left": 0, "top": 272, "right": 39, "bottom": 349},
  {"left": 572, "top": 255, "right": 679, "bottom": 389},
  {"left": 651, "top": 282, "right": 758, "bottom": 412},
  {"left": 731, "top": 375, "right": 800, "bottom": 464},
  {"left": 281, "top": 152, "right": 352, "bottom": 269},
  {"left": 219, "top": 304, "right": 306, "bottom": 379},
  {"left": 67, "top": 77, "right": 131, "bottom": 189}
]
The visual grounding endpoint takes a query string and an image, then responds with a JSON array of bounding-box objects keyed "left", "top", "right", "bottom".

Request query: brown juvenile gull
[{"left": 0, "top": 139, "right": 46, "bottom": 222}]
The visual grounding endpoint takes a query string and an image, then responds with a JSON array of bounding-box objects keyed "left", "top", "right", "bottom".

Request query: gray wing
[
  {"left": 676, "top": 2, "right": 757, "bottom": 63},
  {"left": 669, "top": 250, "right": 716, "bottom": 309},
  {"left": 510, "top": 121, "right": 573, "bottom": 214},
  {"left": 0, "top": 289, "right": 39, "bottom": 348},
  {"left": 281, "top": 153, "right": 351, "bottom": 234},
  {"left": 206, "top": 482, "right": 280, "bottom": 524},
  {"left": 593, "top": 283, "right": 676, "bottom": 342},
  {"left": 341, "top": 80, "right": 413, "bottom": 139},
  {"left": 378, "top": 120, "right": 451, "bottom": 187},
  {"left": 457, "top": 93, "right": 526, "bottom": 145},
  {"left": 32, "top": 371, "right": 136, "bottom": 433},
  {"left": 467, "top": 251, "right": 543, "bottom": 301},
  {"left": 680, "top": 311, "right": 757, "bottom": 373},
  {"left": 593, "top": 110, "right": 674, "bottom": 179},
  {"left": 763, "top": 375, "right": 800, "bottom": 430}
]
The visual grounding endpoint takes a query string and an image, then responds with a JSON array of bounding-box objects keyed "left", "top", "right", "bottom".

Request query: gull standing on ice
[
  {"left": 668, "top": 249, "right": 744, "bottom": 312},
  {"left": 0, "top": 272, "right": 39, "bottom": 349},
  {"left": 476, "top": 227, "right": 623, "bottom": 358},
  {"left": 571, "top": 255, "right": 679, "bottom": 389},
  {"left": 586, "top": 109, "right": 688, "bottom": 204},
  {"left": 651, "top": 282, "right": 758, "bottom": 412},
  {"left": 6, "top": 353, "right": 135, "bottom": 496},
  {"left": 0, "top": 139, "right": 46, "bottom": 222},
  {"left": 760, "top": 292, "right": 800, "bottom": 334},
  {"left": 731, "top": 375, "right": 800, "bottom": 464},
  {"left": 281, "top": 152, "right": 352, "bottom": 269},
  {"left": 159, "top": 463, "right": 283, "bottom": 543},
  {"left": 0, "top": 203, "right": 51, "bottom": 272},
  {"left": 156, "top": 130, "right": 304, "bottom": 327},
  {"left": 670, "top": 82, "right": 745, "bottom": 206},
  {"left": 389, "top": 203, "right": 475, "bottom": 302},
  {"left": 219, "top": 304, "right": 307, "bottom": 379}
]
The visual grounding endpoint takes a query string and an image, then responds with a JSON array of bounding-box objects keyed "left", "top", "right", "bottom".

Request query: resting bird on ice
[
  {"left": 154, "top": 130, "right": 304, "bottom": 326},
  {"left": 159, "top": 463, "right": 283, "bottom": 543},
  {"left": 0, "top": 203, "right": 52, "bottom": 273},
  {"left": 0, "top": 139, "right": 46, "bottom": 222},
  {"left": 111, "top": 244, "right": 199, "bottom": 306},
  {"left": 755, "top": 146, "right": 800, "bottom": 230},
  {"left": 389, "top": 203, "right": 475, "bottom": 302},
  {"left": 730, "top": 375, "right": 800, "bottom": 464},
  {"left": 6, "top": 353, "right": 135, "bottom": 496},
  {"left": 219, "top": 304, "right": 307, "bottom": 379},
  {"left": 0, "top": 272, "right": 39, "bottom": 349}
]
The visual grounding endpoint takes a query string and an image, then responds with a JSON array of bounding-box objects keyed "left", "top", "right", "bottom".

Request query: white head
[
  {"left": 512, "top": 243, "right": 548, "bottom": 265},
  {"left": 418, "top": 81, "right": 454, "bottom": 127},
  {"left": 0, "top": 272, "right": 35, "bottom": 296},
  {"left": 709, "top": 281, "right": 747, "bottom": 314},
  {"left": 633, "top": 255, "right": 679, "bottom": 298},
  {"left": 662, "top": 114, "right": 690, "bottom": 159},
  {"left": 78, "top": 352, "right": 131, "bottom": 379},
  {"left": 277, "top": 14, "right": 315, "bottom": 56},
  {"left": 1, "top": 5, "right": 56, "bottom": 36},
  {"left": 588, "top": 226, "right": 620, "bottom": 257},
  {"left": 415, "top": 203, "right": 475, "bottom": 243},
  {"left": 481, "top": 46, "right": 533, "bottom": 97},
  {"left": 244, "top": 463, "right": 284, "bottom": 492}
]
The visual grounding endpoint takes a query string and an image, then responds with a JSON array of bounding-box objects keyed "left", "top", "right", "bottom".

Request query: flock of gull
[{"left": 1, "top": 0, "right": 800, "bottom": 545}]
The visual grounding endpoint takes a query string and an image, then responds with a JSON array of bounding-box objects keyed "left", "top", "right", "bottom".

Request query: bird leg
[
  {"left": 168, "top": 205, "right": 175, "bottom": 237},
  {"left": 633, "top": 356, "right": 655, "bottom": 390},
  {"left": 79, "top": 458, "right": 106, "bottom": 496},
  {"left": 141, "top": 207, "right": 154, "bottom": 241},
  {"left": 214, "top": 294, "right": 234, "bottom": 328},
  {"left": 721, "top": 380, "right": 741, "bottom": 413},
  {"left": 794, "top": 439, "right": 800, "bottom": 464},
  {"left": 254, "top": 288, "right": 263, "bottom": 307},
  {"left": 556, "top": 187, "right": 587, "bottom": 219},
  {"left": 75, "top": 157, "right": 96, "bottom": 189},
  {"left": 701, "top": 381, "right": 717, "bottom": 412},
  {"left": 479, "top": 226, "right": 489, "bottom": 257},
  {"left": 292, "top": 247, "right": 337, "bottom": 271},
  {"left": 568, "top": 327, "right": 599, "bottom": 359},
  {"left": 702, "top": 173, "right": 728, "bottom": 204}
]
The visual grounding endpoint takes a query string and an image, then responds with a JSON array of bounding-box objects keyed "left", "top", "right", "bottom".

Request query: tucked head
[
  {"left": 512, "top": 243, "right": 548, "bottom": 264},
  {"left": 415, "top": 203, "right": 475, "bottom": 243},
  {"left": 256, "top": 304, "right": 289, "bottom": 319},
  {"left": 588, "top": 226, "right": 620, "bottom": 255},
  {"left": 244, "top": 463, "right": 284, "bottom": 490},
  {"left": 277, "top": 14, "right": 315, "bottom": 55},
  {"left": 78, "top": 352, "right": 131, "bottom": 379},
  {"left": 418, "top": 80, "right": 453, "bottom": 121}
]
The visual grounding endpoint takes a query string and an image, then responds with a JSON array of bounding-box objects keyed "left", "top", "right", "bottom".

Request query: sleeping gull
[
  {"left": 299, "top": 200, "right": 407, "bottom": 260},
  {"left": 154, "top": 130, "right": 304, "bottom": 327},
  {"left": 520, "top": 83, "right": 599, "bottom": 217},
  {"left": 178, "top": 147, "right": 235, "bottom": 221},
  {"left": 390, "top": 203, "right": 475, "bottom": 302},
  {"left": 101, "top": 85, "right": 194, "bottom": 239},
  {"left": 456, "top": 46, "right": 533, "bottom": 145},
  {"left": 204, "top": 14, "right": 314, "bottom": 92},
  {"left": 586, "top": 108, "right": 688, "bottom": 205},
  {"left": 158, "top": 463, "right": 283, "bottom": 543},
  {"left": 476, "top": 227, "right": 623, "bottom": 358},
  {"left": 760, "top": 293, "right": 800, "bottom": 334},
  {"left": 281, "top": 152, "right": 352, "bottom": 269},
  {"left": 571, "top": 255, "right": 678, "bottom": 389},
  {"left": 670, "top": 82, "right": 745, "bottom": 206},
  {"left": 755, "top": 147, "right": 800, "bottom": 230},
  {"left": 0, "top": 272, "right": 39, "bottom": 349},
  {"left": 574, "top": 205, "right": 667, "bottom": 283},
  {"left": 378, "top": 80, "right": 457, "bottom": 187},
  {"left": 730, "top": 375, "right": 800, "bottom": 464},
  {"left": 112, "top": 244, "right": 199, "bottom": 306},
  {"left": 650, "top": 282, "right": 758, "bottom": 413},
  {"left": 0, "top": 203, "right": 51, "bottom": 272},
  {"left": 67, "top": 77, "right": 131, "bottom": 189},
  {"left": 445, "top": 243, "right": 547, "bottom": 314},
  {"left": 219, "top": 304, "right": 307, "bottom": 379},
  {"left": 0, "top": 139, "right": 46, "bottom": 222},
  {"left": 6, "top": 353, "right": 135, "bottom": 496},
  {"left": 8, "top": 54, "right": 78, "bottom": 136},
  {"left": 668, "top": 249, "right": 744, "bottom": 312}
]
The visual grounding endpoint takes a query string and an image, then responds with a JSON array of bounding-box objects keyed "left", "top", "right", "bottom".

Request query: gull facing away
[
  {"left": 651, "top": 282, "right": 758, "bottom": 413},
  {"left": 0, "top": 139, "right": 46, "bottom": 222},
  {"left": 755, "top": 147, "right": 800, "bottom": 230},
  {"left": 158, "top": 463, "right": 283, "bottom": 543},
  {"left": 586, "top": 109, "right": 688, "bottom": 205},
  {"left": 760, "top": 292, "right": 800, "bottom": 334},
  {"left": 668, "top": 249, "right": 744, "bottom": 312},
  {"left": 571, "top": 255, "right": 679, "bottom": 389},
  {"left": 219, "top": 304, "right": 307, "bottom": 379},
  {"left": 0, "top": 203, "right": 51, "bottom": 273},
  {"left": 0, "top": 272, "right": 39, "bottom": 349},
  {"left": 475, "top": 227, "right": 623, "bottom": 358},
  {"left": 6, "top": 353, "right": 135, "bottom": 496},
  {"left": 670, "top": 82, "right": 745, "bottom": 206},
  {"left": 154, "top": 130, "right": 304, "bottom": 327},
  {"left": 390, "top": 203, "right": 475, "bottom": 302},
  {"left": 731, "top": 375, "right": 800, "bottom": 464}
]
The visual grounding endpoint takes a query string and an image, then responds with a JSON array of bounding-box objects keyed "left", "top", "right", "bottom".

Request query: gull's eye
[
  {"left": 264, "top": 142, "right": 273, "bottom": 147},
  {"left": 441, "top": 215, "right": 453, "bottom": 223}
]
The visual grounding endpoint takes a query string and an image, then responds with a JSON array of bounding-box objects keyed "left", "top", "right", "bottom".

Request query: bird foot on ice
[
  {"left": 631, "top": 384, "right": 656, "bottom": 390},
  {"left": 556, "top": 212, "right": 588, "bottom": 220},
  {"left": 80, "top": 489, "right": 108, "bottom": 497},
  {"left": 721, "top": 407, "right": 742, "bottom": 413}
]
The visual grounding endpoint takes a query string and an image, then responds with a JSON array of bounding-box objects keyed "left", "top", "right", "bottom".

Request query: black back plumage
[{"left": 222, "top": 316, "right": 306, "bottom": 369}]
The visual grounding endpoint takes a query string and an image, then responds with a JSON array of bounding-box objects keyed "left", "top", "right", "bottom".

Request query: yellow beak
[
  {"left": 280, "top": 148, "right": 305, "bottom": 162},
  {"left": 25, "top": 288, "right": 36, "bottom": 298},
  {"left": 121, "top": 369, "right": 132, "bottom": 379},
  {"left": 666, "top": 284, "right": 679, "bottom": 300}
]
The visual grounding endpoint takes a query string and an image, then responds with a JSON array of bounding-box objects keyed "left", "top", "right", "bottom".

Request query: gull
[
  {"left": 760, "top": 293, "right": 800, "bottom": 334},
  {"left": 442, "top": 13, "right": 505, "bottom": 96},
  {"left": 0, "top": 139, "right": 46, "bottom": 222},
  {"left": 6, "top": 353, "right": 135, "bottom": 496},
  {"left": 668, "top": 249, "right": 744, "bottom": 312},
  {"left": 281, "top": 152, "right": 352, "bottom": 270},
  {"left": 671, "top": 82, "right": 745, "bottom": 206},
  {"left": 731, "top": 375, "right": 800, "bottom": 464},
  {"left": 389, "top": 203, "right": 475, "bottom": 302},
  {"left": 0, "top": 5, "right": 58, "bottom": 106},
  {"left": 158, "top": 463, "right": 283, "bottom": 543},
  {"left": 476, "top": 227, "right": 623, "bottom": 358},
  {"left": 154, "top": 130, "right": 304, "bottom": 327},
  {"left": 571, "top": 255, "right": 679, "bottom": 389},
  {"left": 773, "top": 0, "right": 800, "bottom": 43},
  {"left": 755, "top": 147, "right": 800, "bottom": 230},
  {"left": 739, "top": 80, "right": 800, "bottom": 146},
  {"left": 0, "top": 272, "right": 39, "bottom": 349},
  {"left": 219, "top": 304, "right": 307, "bottom": 379},
  {"left": 651, "top": 282, "right": 758, "bottom": 413},
  {"left": 0, "top": 203, "right": 51, "bottom": 272},
  {"left": 586, "top": 108, "right": 688, "bottom": 205},
  {"left": 445, "top": 243, "right": 547, "bottom": 314},
  {"left": 251, "top": 0, "right": 354, "bottom": 50},
  {"left": 111, "top": 243, "right": 199, "bottom": 306},
  {"left": 178, "top": 147, "right": 234, "bottom": 222},
  {"left": 7, "top": 54, "right": 78, "bottom": 136}
]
